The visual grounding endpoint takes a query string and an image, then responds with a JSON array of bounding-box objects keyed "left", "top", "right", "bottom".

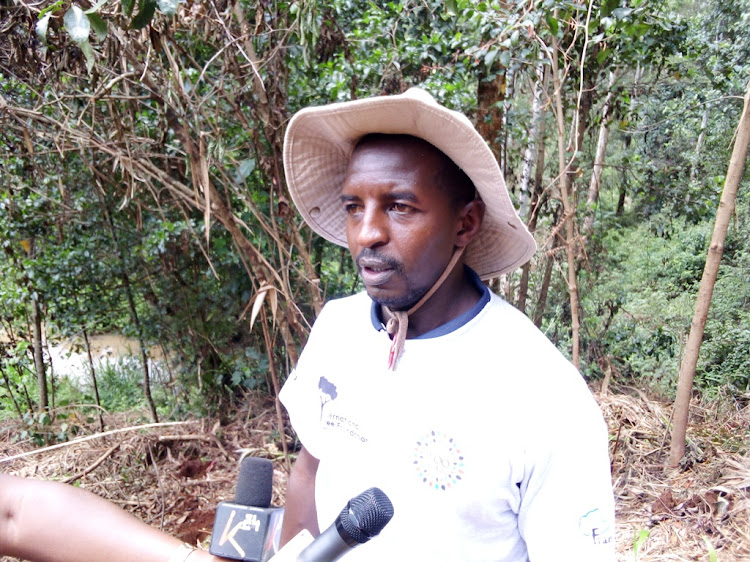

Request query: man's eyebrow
[
  {"left": 386, "top": 191, "right": 419, "bottom": 203},
  {"left": 340, "top": 191, "right": 420, "bottom": 203}
]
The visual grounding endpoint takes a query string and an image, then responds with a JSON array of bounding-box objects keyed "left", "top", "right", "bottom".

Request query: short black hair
[{"left": 354, "top": 134, "right": 477, "bottom": 211}]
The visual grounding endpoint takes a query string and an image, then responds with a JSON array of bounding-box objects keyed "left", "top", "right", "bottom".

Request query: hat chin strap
[{"left": 382, "top": 246, "right": 466, "bottom": 370}]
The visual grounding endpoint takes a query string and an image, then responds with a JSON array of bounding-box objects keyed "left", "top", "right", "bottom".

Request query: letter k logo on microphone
[{"left": 219, "top": 509, "right": 262, "bottom": 557}]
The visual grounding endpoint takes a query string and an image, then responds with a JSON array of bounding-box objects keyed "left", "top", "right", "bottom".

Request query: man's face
[{"left": 340, "top": 137, "right": 464, "bottom": 310}]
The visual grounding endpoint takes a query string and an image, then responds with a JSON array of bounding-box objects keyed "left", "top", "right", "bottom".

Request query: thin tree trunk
[
  {"left": 44, "top": 337, "right": 56, "bottom": 414},
  {"left": 260, "top": 308, "right": 290, "bottom": 472},
  {"left": 668, "top": 78, "right": 750, "bottom": 467},
  {"left": 518, "top": 68, "right": 550, "bottom": 314},
  {"left": 550, "top": 35, "right": 582, "bottom": 368},
  {"left": 95, "top": 188, "right": 159, "bottom": 423},
  {"left": 0, "top": 362, "right": 24, "bottom": 418},
  {"left": 476, "top": 65, "right": 506, "bottom": 162},
  {"left": 533, "top": 246, "right": 557, "bottom": 329},
  {"left": 519, "top": 58, "right": 548, "bottom": 220},
  {"left": 689, "top": 106, "right": 710, "bottom": 182},
  {"left": 500, "top": 66, "right": 516, "bottom": 178},
  {"left": 82, "top": 328, "right": 105, "bottom": 431},
  {"left": 583, "top": 71, "right": 616, "bottom": 235},
  {"left": 31, "top": 298, "right": 48, "bottom": 412}
]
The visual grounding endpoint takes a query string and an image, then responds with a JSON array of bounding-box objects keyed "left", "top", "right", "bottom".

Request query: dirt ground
[{"left": 2, "top": 387, "right": 748, "bottom": 561}]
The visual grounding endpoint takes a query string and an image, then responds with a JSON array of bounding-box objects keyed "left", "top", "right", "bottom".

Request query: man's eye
[
  {"left": 391, "top": 203, "right": 412, "bottom": 213},
  {"left": 345, "top": 204, "right": 362, "bottom": 214}
]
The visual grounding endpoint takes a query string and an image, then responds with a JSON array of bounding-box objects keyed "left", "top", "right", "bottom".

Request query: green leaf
[
  {"left": 546, "top": 14, "right": 558, "bottom": 36},
  {"left": 601, "top": 0, "right": 619, "bottom": 17},
  {"left": 445, "top": 0, "right": 457, "bottom": 16},
  {"left": 484, "top": 48, "right": 498, "bottom": 69},
  {"left": 87, "top": 13, "right": 108, "bottom": 41},
  {"left": 499, "top": 50, "right": 511, "bottom": 68},
  {"left": 122, "top": 0, "right": 135, "bottom": 18},
  {"left": 39, "top": 0, "right": 65, "bottom": 18},
  {"left": 80, "top": 40, "right": 96, "bottom": 73},
  {"left": 612, "top": 7, "right": 633, "bottom": 20},
  {"left": 596, "top": 47, "right": 610, "bottom": 66},
  {"left": 130, "top": 0, "right": 156, "bottom": 29}
]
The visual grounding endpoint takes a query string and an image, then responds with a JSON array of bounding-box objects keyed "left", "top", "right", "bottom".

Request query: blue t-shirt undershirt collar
[{"left": 369, "top": 266, "right": 491, "bottom": 339}]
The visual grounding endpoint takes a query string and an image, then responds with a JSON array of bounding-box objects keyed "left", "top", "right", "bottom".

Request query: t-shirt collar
[{"left": 369, "top": 266, "right": 490, "bottom": 339}]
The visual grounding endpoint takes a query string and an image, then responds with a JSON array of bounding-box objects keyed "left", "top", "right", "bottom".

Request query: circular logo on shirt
[{"left": 413, "top": 430, "right": 464, "bottom": 491}]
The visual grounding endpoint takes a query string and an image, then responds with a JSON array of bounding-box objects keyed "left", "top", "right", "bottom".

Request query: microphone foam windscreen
[
  {"left": 339, "top": 487, "right": 394, "bottom": 544},
  {"left": 234, "top": 456, "right": 274, "bottom": 507}
]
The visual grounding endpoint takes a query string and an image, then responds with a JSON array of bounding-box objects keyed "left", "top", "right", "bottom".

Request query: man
[{"left": 279, "top": 88, "right": 615, "bottom": 561}]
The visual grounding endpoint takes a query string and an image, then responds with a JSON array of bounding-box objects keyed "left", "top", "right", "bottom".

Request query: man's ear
[{"left": 455, "top": 199, "right": 485, "bottom": 248}]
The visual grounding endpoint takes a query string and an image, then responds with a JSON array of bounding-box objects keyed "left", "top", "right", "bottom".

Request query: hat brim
[{"left": 283, "top": 88, "right": 536, "bottom": 280}]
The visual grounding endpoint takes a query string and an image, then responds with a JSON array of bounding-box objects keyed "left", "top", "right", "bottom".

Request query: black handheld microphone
[
  {"left": 209, "top": 457, "right": 283, "bottom": 561},
  {"left": 295, "top": 487, "right": 394, "bottom": 562}
]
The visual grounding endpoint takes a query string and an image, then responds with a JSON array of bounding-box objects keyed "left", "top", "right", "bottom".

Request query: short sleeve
[{"left": 518, "top": 394, "right": 615, "bottom": 562}]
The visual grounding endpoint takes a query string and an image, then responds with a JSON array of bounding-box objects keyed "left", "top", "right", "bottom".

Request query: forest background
[{"left": 1, "top": 0, "right": 749, "bottom": 559}]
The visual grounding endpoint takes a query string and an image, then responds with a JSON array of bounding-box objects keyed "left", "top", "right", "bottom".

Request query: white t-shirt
[{"left": 280, "top": 288, "right": 615, "bottom": 561}]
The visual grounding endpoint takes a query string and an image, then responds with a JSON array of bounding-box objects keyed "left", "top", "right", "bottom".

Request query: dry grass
[
  {"left": 2, "top": 387, "right": 748, "bottom": 561},
  {"left": 601, "top": 386, "right": 750, "bottom": 561}
]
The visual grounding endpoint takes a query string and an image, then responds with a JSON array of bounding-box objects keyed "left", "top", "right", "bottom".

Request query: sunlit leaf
[
  {"left": 35, "top": 14, "right": 51, "bottom": 45},
  {"left": 249, "top": 289, "right": 267, "bottom": 330},
  {"left": 156, "top": 0, "right": 178, "bottom": 16},
  {"left": 84, "top": 0, "right": 109, "bottom": 14},
  {"left": 64, "top": 6, "right": 91, "bottom": 44}
]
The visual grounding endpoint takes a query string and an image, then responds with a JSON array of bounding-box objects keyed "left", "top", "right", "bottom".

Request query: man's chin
[{"left": 365, "top": 286, "right": 420, "bottom": 312}]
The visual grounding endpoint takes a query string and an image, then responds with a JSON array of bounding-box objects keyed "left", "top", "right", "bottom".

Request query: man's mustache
[{"left": 355, "top": 248, "right": 403, "bottom": 273}]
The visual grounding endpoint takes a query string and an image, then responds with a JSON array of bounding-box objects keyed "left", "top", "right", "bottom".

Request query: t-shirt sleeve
[{"left": 517, "top": 384, "right": 616, "bottom": 562}]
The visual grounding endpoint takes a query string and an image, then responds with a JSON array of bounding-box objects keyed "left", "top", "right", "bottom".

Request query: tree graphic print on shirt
[{"left": 318, "top": 376, "right": 338, "bottom": 421}]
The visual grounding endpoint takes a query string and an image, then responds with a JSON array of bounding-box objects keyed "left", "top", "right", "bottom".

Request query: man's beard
[{"left": 355, "top": 248, "right": 428, "bottom": 311}]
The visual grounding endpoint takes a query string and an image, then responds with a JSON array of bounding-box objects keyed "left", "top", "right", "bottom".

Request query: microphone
[
  {"left": 294, "top": 487, "right": 394, "bottom": 562},
  {"left": 209, "top": 457, "right": 283, "bottom": 561}
]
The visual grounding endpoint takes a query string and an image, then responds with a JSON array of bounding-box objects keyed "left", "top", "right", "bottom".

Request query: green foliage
[{"left": 1, "top": 0, "right": 748, "bottom": 423}]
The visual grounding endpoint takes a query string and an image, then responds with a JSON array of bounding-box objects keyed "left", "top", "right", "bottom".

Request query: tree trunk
[
  {"left": 476, "top": 65, "right": 506, "bottom": 162},
  {"left": 550, "top": 35, "right": 582, "bottom": 368},
  {"left": 517, "top": 66, "right": 550, "bottom": 314},
  {"left": 533, "top": 245, "right": 557, "bottom": 329},
  {"left": 95, "top": 188, "right": 160, "bottom": 423},
  {"left": 583, "top": 71, "right": 616, "bottom": 235},
  {"left": 668, "top": 78, "right": 750, "bottom": 467},
  {"left": 519, "top": 58, "right": 548, "bottom": 220},
  {"left": 689, "top": 106, "right": 710, "bottom": 182},
  {"left": 260, "top": 308, "right": 290, "bottom": 472},
  {"left": 31, "top": 298, "right": 48, "bottom": 412}
]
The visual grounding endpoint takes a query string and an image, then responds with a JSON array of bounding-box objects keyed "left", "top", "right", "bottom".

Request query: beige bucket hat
[{"left": 283, "top": 87, "right": 536, "bottom": 280}]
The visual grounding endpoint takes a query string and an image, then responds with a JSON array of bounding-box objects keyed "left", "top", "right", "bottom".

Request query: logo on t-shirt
[
  {"left": 317, "top": 376, "right": 369, "bottom": 444},
  {"left": 578, "top": 508, "right": 613, "bottom": 545},
  {"left": 318, "top": 376, "right": 338, "bottom": 421},
  {"left": 413, "top": 430, "right": 465, "bottom": 491}
]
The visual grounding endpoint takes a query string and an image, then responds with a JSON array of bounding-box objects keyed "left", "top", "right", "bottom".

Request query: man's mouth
[{"left": 357, "top": 257, "right": 398, "bottom": 287}]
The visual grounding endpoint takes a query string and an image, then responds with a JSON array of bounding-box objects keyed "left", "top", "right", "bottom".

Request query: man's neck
[{"left": 404, "top": 266, "right": 483, "bottom": 338}]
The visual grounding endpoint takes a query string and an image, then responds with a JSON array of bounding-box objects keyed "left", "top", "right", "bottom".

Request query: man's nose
[{"left": 356, "top": 207, "right": 388, "bottom": 248}]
